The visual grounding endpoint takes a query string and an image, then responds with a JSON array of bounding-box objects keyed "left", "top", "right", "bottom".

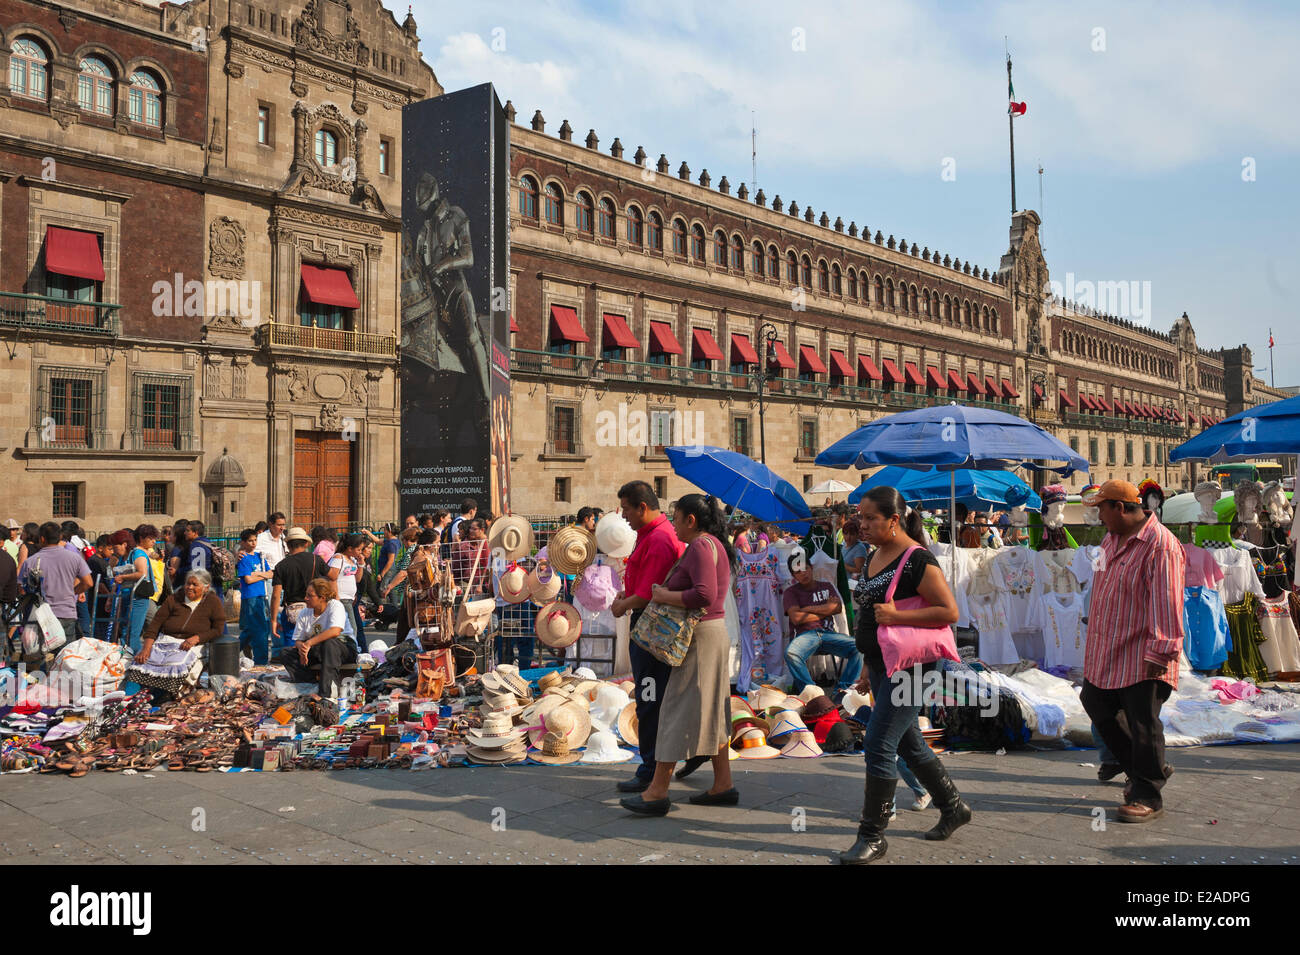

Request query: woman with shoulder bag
[
  {"left": 112, "top": 525, "right": 159, "bottom": 655},
  {"left": 620, "top": 493, "right": 735, "bottom": 816},
  {"left": 840, "top": 486, "right": 968, "bottom": 865}
]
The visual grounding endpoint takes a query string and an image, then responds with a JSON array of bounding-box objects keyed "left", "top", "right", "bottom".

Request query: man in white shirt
[{"left": 255, "top": 511, "right": 289, "bottom": 569}]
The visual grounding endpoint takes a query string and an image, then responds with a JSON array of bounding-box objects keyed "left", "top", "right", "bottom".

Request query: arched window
[
  {"left": 752, "top": 241, "right": 765, "bottom": 276},
  {"left": 801, "top": 255, "right": 812, "bottom": 288},
  {"left": 10, "top": 38, "right": 50, "bottom": 102},
  {"left": 598, "top": 198, "right": 616, "bottom": 238},
  {"left": 314, "top": 128, "right": 339, "bottom": 167},
  {"left": 885, "top": 278, "right": 895, "bottom": 309},
  {"left": 713, "top": 230, "right": 727, "bottom": 266},
  {"left": 518, "top": 175, "right": 539, "bottom": 220},
  {"left": 909, "top": 285, "right": 918, "bottom": 312},
  {"left": 981, "top": 306, "right": 990, "bottom": 331},
  {"left": 128, "top": 69, "right": 162, "bottom": 127},
  {"left": 768, "top": 245, "right": 779, "bottom": 280},
  {"left": 991, "top": 310, "right": 999, "bottom": 335},
  {"left": 690, "top": 224, "right": 706, "bottom": 261},
  {"left": 647, "top": 211, "right": 663, "bottom": 251},
  {"left": 625, "top": 205, "right": 643, "bottom": 245},
  {"left": 545, "top": 183, "right": 564, "bottom": 225},
  {"left": 730, "top": 235, "right": 744, "bottom": 270},
  {"left": 847, "top": 269, "right": 858, "bottom": 300},
  {"left": 875, "top": 276, "right": 885, "bottom": 306},
  {"left": 672, "top": 218, "right": 687, "bottom": 255},
  {"left": 818, "top": 261, "right": 829, "bottom": 293},
  {"left": 78, "top": 56, "right": 115, "bottom": 115},
  {"left": 921, "top": 289, "right": 930, "bottom": 315},
  {"left": 576, "top": 192, "right": 594, "bottom": 234},
  {"left": 961, "top": 301, "right": 971, "bottom": 326},
  {"left": 786, "top": 251, "right": 798, "bottom": 284}
]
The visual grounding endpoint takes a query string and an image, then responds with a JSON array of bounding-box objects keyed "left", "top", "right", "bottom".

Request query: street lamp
[
  {"left": 1027, "top": 371, "right": 1048, "bottom": 491},
  {"left": 755, "top": 322, "right": 778, "bottom": 464}
]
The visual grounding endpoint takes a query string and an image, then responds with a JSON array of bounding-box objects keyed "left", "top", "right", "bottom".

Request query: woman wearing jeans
[
  {"left": 841, "top": 486, "right": 971, "bottom": 865},
  {"left": 112, "top": 525, "right": 159, "bottom": 655}
]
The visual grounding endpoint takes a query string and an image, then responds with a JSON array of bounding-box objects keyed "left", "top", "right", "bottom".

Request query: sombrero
[
  {"left": 580, "top": 728, "right": 635, "bottom": 764},
  {"left": 733, "top": 726, "right": 781, "bottom": 759},
  {"left": 535, "top": 669, "right": 564, "bottom": 694},
  {"left": 768, "top": 709, "right": 809, "bottom": 740},
  {"left": 748, "top": 685, "right": 787, "bottom": 711},
  {"left": 617, "top": 701, "right": 639, "bottom": 747},
  {"left": 535, "top": 600, "right": 583, "bottom": 649},
  {"left": 487, "top": 515, "right": 534, "bottom": 560},
  {"left": 464, "top": 711, "right": 527, "bottom": 748},
  {"left": 526, "top": 702, "right": 591, "bottom": 750},
  {"left": 595, "top": 512, "right": 636, "bottom": 558},
  {"left": 731, "top": 712, "right": 771, "bottom": 738},
  {"left": 497, "top": 563, "right": 531, "bottom": 604},
  {"left": 797, "top": 685, "right": 826, "bottom": 704},
  {"left": 467, "top": 740, "right": 527, "bottom": 764},
  {"left": 548, "top": 525, "right": 597, "bottom": 577},
  {"left": 779, "top": 728, "right": 823, "bottom": 758},
  {"left": 729, "top": 695, "right": 754, "bottom": 718},
  {"left": 530, "top": 730, "right": 582, "bottom": 765},
  {"left": 526, "top": 561, "right": 562, "bottom": 604},
  {"left": 588, "top": 683, "right": 632, "bottom": 731}
]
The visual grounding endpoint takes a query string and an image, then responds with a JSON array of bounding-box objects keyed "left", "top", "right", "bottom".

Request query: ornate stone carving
[
  {"left": 224, "top": 62, "right": 245, "bottom": 78},
  {"left": 319, "top": 403, "right": 343, "bottom": 431},
  {"left": 273, "top": 206, "right": 385, "bottom": 237},
  {"left": 285, "top": 366, "right": 308, "bottom": 401},
  {"left": 351, "top": 99, "right": 368, "bottom": 115},
  {"left": 204, "top": 357, "right": 228, "bottom": 399},
  {"left": 208, "top": 217, "right": 246, "bottom": 279},
  {"left": 232, "top": 358, "right": 249, "bottom": 399},
  {"left": 210, "top": 118, "right": 224, "bottom": 154},
  {"left": 58, "top": 9, "right": 78, "bottom": 30},
  {"left": 294, "top": 0, "right": 370, "bottom": 67},
  {"left": 314, "top": 372, "right": 347, "bottom": 400},
  {"left": 290, "top": 80, "right": 308, "bottom": 97},
  {"left": 348, "top": 368, "right": 367, "bottom": 404}
]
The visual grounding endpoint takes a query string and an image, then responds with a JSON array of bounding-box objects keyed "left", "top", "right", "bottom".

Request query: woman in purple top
[{"left": 620, "top": 493, "right": 737, "bottom": 816}]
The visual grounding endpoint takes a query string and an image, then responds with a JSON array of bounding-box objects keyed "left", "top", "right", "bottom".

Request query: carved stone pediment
[
  {"left": 294, "top": 0, "right": 370, "bottom": 67},
  {"left": 209, "top": 217, "right": 246, "bottom": 279}
]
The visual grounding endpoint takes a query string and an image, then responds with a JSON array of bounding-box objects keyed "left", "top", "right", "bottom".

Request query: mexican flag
[{"left": 1008, "top": 77, "right": 1027, "bottom": 116}]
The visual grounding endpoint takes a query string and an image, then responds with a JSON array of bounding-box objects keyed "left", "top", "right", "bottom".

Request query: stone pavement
[{"left": 2, "top": 743, "right": 1297, "bottom": 865}]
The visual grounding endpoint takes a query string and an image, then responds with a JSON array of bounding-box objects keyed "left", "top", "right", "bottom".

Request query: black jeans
[
  {"left": 628, "top": 608, "right": 672, "bottom": 779},
  {"left": 278, "top": 639, "right": 357, "bottom": 696},
  {"left": 1080, "top": 678, "right": 1172, "bottom": 808}
]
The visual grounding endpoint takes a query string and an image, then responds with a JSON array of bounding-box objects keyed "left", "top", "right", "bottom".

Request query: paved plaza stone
[{"left": 3, "top": 743, "right": 1296, "bottom": 865}]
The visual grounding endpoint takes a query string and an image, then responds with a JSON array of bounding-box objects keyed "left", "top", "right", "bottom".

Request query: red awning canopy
[
  {"left": 45, "top": 226, "right": 106, "bottom": 282},
  {"left": 1001, "top": 378, "right": 1019, "bottom": 398},
  {"left": 829, "top": 350, "right": 855, "bottom": 378},
  {"left": 1079, "top": 395, "right": 1096, "bottom": 411},
  {"left": 925, "top": 365, "right": 946, "bottom": 390},
  {"left": 769, "top": 340, "right": 796, "bottom": 370},
  {"left": 548, "top": 304, "right": 589, "bottom": 343},
  {"left": 1032, "top": 383, "right": 1045, "bottom": 400},
  {"left": 1095, "top": 396, "right": 1113, "bottom": 413},
  {"left": 1059, "top": 389, "right": 1076, "bottom": 409},
  {"left": 881, "top": 359, "right": 905, "bottom": 384},
  {"left": 985, "top": 376, "right": 1002, "bottom": 398},
  {"left": 509, "top": 314, "right": 519, "bottom": 333},
  {"left": 648, "top": 320, "right": 683, "bottom": 355},
  {"left": 905, "top": 362, "right": 926, "bottom": 387},
  {"left": 602, "top": 313, "right": 640, "bottom": 349},
  {"left": 691, "top": 328, "right": 725, "bottom": 362},
  {"left": 730, "top": 333, "right": 759, "bottom": 365},
  {"left": 1200, "top": 414, "right": 1212, "bottom": 428},
  {"left": 799, "top": 345, "right": 828, "bottom": 375},
  {"left": 967, "top": 373, "right": 986, "bottom": 396},
  {"left": 300, "top": 264, "right": 361, "bottom": 309},
  {"left": 947, "top": 370, "right": 966, "bottom": 392},
  {"left": 1171, "top": 409, "right": 1184, "bottom": 422},
  {"left": 859, "top": 355, "right": 883, "bottom": 381}
]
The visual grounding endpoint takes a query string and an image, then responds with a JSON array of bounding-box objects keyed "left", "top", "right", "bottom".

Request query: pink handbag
[{"left": 875, "top": 545, "right": 960, "bottom": 677}]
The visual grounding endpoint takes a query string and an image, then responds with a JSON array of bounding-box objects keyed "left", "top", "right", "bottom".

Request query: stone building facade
[
  {"left": 505, "top": 111, "right": 1288, "bottom": 515},
  {"left": 0, "top": 0, "right": 437, "bottom": 532}
]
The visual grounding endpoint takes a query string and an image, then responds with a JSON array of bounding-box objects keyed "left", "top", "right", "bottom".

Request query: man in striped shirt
[{"left": 1080, "top": 480, "right": 1185, "bottom": 824}]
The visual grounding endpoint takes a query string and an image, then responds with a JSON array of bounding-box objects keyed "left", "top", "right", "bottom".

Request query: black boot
[
  {"left": 912, "top": 758, "right": 972, "bottom": 841},
  {"left": 838, "top": 775, "right": 897, "bottom": 865}
]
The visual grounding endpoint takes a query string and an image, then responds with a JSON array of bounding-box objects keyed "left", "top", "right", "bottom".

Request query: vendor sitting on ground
[
  {"left": 782, "top": 553, "right": 863, "bottom": 698},
  {"left": 136, "top": 568, "right": 226, "bottom": 663},
  {"left": 277, "top": 577, "right": 357, "bottom": 696}
]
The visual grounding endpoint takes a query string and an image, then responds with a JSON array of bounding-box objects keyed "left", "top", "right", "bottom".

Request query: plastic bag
[{"left": 51, "top": 638, "right": 131, "bottom": 698}]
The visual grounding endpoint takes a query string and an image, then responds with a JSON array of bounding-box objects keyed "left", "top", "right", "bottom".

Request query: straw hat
[
  {"left": 548, "top": 525, "right": 597, "bottom": 577},
  {"left": 588, "top": 683, "right": 632, "bottom": 731},
  {"left": 729, "top": 695, "right": 755, "bottom": 718},
  {"left": 536, "top": 669, "right": 564, "bottom": 694},
  {"left": 574, "top": 563, "right": 619, "bottom": 613},
  {"left": 580, "top": 728, "right": 634, "bottom": 763},
  {"left": 733, "top": 726, "right": 781, "bottom": 759},
  {"left": 731, "top": 712, "right": 771, "bottom": 738},
  {"left": 748, "top": 685, "right": 787, "bottom": 711},
  {"left": 518, "top": 692, "right": 565, "bottom": 727},
  {"left": 780, "top": 695, "right": 806, "bottom": 712},
  {"left": 797, "top": 685, "right": 826, "bottom": 704},
  {"left": 526, "top": 561, "right": 562, "bottom": 604},
  {"left": 531, "top": 730, "right": 582, "bottom": 765},
  {"left": 487, "top": 515, "right": 534, "bottom": 560},
  {"left": 467, "top": 740, "right": 527, "bottom": 764},
  {"left": 841, "top": 688, "right": 872, "bottom": 718},
  {"left": 768, "top": 709, "right": 809, "bottom": 740},
  {"left": 617, "top": 702, "right": 639, "bottom": 747},
  {"left": 618, "top": 680, "right": 636, "bottom": 696},
  {"left": 535, "top": 600, "right": 583, "bottom": 649},
  {"left": 497, "top": 563, "right": 531, "bottom": 604},
  {"left": 779, "top": 729, "right": 824, "bottom": 758},
  {"left": 595, "top": 512, "right": 636, "bottom": 558},
  {"left": 465, "top": 711, "right": 526, "bottom": 748},
  {"left": 286, "top": 526, "right": 311, "bottom": 544},
  {"left": 526, "top": 702, "right": 591, "bottom": 750}
]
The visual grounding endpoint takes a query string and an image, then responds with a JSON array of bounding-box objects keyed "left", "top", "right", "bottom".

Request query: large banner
[{"left": 400, "top": 84, "right": 511, "bottom": 518}]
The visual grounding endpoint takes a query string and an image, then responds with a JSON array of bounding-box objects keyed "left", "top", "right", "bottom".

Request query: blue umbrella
[
  {"left": 848, "top": 466, "right": 1042, "bottom": 510},
  {"left": 1171, "top": 394, "right": 1300, "bottom": 463},
  {"left": 666, "top": 445, "right": 812, "bottom": 535}
]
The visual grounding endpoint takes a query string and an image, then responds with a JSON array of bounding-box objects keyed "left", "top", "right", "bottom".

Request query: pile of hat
[
  {"left": 492, "top": 518, "right": 592, "bottom": 653},
  {"left": 464, "top": 664, "right": 534, "bottom": 763},
  {"left": 729, "top": 685, "right": 826, "bottom": 758}
]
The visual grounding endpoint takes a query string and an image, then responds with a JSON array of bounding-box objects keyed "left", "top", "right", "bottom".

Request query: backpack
[{"left": 209, "top": 545, "right": 237, "bottom": 590}]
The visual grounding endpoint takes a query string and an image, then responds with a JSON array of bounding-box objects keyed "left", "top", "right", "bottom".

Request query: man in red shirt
[
  {"left": 611, "top": 480, "right": 685, "bottom": 793},
  {"left": 1081, "top": 480, "right": 1185, "bottom": 824}
]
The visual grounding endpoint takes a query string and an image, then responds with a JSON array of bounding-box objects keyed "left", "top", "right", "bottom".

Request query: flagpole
[
  {"left": 1269, "top": 328, "right": 1275, "bottom": 388},
  {"left": 1008, "top": 53, "right": 1017, "bottom": 213}
]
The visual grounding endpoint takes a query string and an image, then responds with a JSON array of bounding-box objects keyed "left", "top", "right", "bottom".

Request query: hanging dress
[
  {"left": 1040, "top": 590, "right": 1086, "bottom": 671},
  {"left": 1257, "top": 594, "right": 1300, "bottom": 675},
  {"left": 1221, "top": 593, "right": 1269, "bottom": 684},
  {"left": 968, "top": 589, "right": 1018, "bottom": 665},
  {"left": 732, "top": 549, "right": 785, "bottom": 693}
]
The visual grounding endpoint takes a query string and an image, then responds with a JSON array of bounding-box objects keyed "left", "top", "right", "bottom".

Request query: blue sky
[{"left": 412, "top": 0, "right": 1300, "bottom": 386}]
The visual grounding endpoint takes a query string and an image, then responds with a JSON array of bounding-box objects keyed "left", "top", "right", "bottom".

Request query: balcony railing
[
  {"left": 0, "top": 291, "right": 121, "bottom": 335},
  {"left": 1061, "top": 410, "right": 1186, "bottom": 438},
  {"left": 266, "top": 321, "right": 397, "bottom": 357}
]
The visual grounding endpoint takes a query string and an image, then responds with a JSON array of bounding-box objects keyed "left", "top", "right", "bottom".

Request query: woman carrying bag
[
  {"left": 620, "top": 493, "right": 735, "bottom": 816},
  {"left": 111, "top": 525, "right": 159, "bottom": 655},
  {"left": 841, "top": 486, "right": 969, "bottom": 865}
]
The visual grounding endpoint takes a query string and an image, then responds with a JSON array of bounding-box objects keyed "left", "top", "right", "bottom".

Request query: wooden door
[{"left": 293, "top": 430, "right": 354, "bottom": 528}]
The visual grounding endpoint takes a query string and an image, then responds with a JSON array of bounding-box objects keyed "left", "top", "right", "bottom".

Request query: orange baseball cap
[{"left": 1090, "top": 479, "right": 1141, "bottom": 505}]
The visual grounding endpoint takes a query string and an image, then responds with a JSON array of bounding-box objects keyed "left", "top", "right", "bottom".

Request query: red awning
[
  {"left": 769, "top": 340, "right": 796, "bottom": 370},
  {"left": 947, "top": 370, "right": 966, "bottom": 392},
  {"left": 985, "top": 376, "right": 1002, "bottom": 398},
  {"left": 730, "top": 334, "right": 759, "bottom": 365},
  {"left": 1171, "top": 409, "right": 1184, "bottom": 422},
  {"left": 967, "top": 374, "right": 986, "bottom": 396},
  {"left": 1001, "top": 378, "right": 1019, "bottom": 398},
  {"left": 509, "top": 314, "right": 519, "bottom": 333},
  {"left": 691, "top": 328, "right": 724, "bottom": 362},
  {"left": 1095, "top": 396, "right": 1113, "bottom": 412},
  {"left": 548, "top": 304, "right": 590, "bottom": 343},
  {"left": 881, "top": 359, "right": 905, "bottom": 384},
  {"left": 1126, "top": 402, "right": 1139, "bottom": 416},
  {"left": 602, "top": 313, "right": 640, "bottom": 349},
  {"left": 799, "top": 345, "right": 827, "bottom": 375},
  {"left": 648, "top": 320, "right": 683, "bottom": 355},
  {"left": 829, "top": 350, "right": 855, "bottom": 378},
  {"left": 300, "top": 264, "right": 361, "bottom": 309},
  {"left": 1059, "top": 390, "right": 1076, "bottom": 409},
  {"left": 905, "top": 362, "right": 926, "bottom": 387},
  {"left": 45, "top": 226, "right": 106, "bottom": 282},
  {"left": 1200, "top": 414, "right": 1212, "bottom": 428},
  {"left": 859, "top": 355, "right": 883, "bottom": 381},
  {"left": 926, "top": 366, "right": 946, "bottom": 389},
  {"left": 1079, "top": 395, "right": 1096, "bottom": 411},
  {"left": 1032, "top": 383, "right": 1045, "bottom": 400}
]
